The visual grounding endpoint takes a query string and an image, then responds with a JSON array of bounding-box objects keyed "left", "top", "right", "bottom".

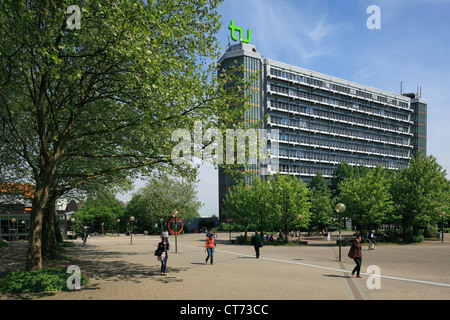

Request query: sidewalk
[{"left": 1, "top": 232, "right": 449, "bottom": 300}]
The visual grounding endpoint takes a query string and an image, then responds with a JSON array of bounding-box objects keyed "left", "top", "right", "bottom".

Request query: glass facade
[
  {"left": 264, "top": 60, "right": 415, "bottom": 181},
  {"left": 218, "top": 43, "right": 263, "bottom": 216},
  {"left": 217, "top": 43, "right": 426, "bottom": 219}
]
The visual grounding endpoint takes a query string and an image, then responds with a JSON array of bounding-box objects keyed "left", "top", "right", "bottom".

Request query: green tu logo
[{"left": 228, "top": 20, "right": 251, "bottom": 43}]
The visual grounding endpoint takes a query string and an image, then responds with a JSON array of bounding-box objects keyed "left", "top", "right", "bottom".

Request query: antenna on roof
[{"left": 399, "top": 81, "right": 404, "bottom": 95}]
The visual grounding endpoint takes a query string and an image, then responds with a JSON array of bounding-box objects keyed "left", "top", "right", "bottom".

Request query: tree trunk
[
  {"left": 26, "top": 197, "right": 45, "bottom": 270},
  {"left": 26, "top": 175, "right": 53, "bottom": 270},
  {"left": 42, "top": 199, "right": 57, "bottom": 259}
]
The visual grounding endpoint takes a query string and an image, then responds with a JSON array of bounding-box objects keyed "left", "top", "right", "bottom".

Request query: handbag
[
  {"left": 348, "top": 245, "right": 356, "bottom": 259},
  {"left": 157, "top": 251, "right": 166, "bottom": 262}
]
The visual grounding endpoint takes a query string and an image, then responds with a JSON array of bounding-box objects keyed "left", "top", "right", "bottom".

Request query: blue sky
[{"left": 120, "top": 0, "right": 450, "bottom": 217}]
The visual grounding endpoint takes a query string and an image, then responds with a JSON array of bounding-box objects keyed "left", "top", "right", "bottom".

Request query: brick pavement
[{"left": 1, "top": 232, "right": 449, "bottom": 301}]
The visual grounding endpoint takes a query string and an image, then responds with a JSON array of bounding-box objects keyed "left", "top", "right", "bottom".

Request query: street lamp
[
  {"left": 335, "top": 203, "right": 346, "bottom": 262},
  {"left": 117, "top": 219, "right": 120, "bottom": 236},
  {"left": 11, "top": 218, "right": 17, "bottom": 242},
  {"left": 130, "top": 216, "right": 135, "bottom": 244},
  {"left": 172, "top": 210, "right": 178, "bottom": 253},
  {"left": 296, "top": 214, "right": 302, "bottom": 245},
  {"left": 441, "top": 212, "right": 446, "bottom": 244}
]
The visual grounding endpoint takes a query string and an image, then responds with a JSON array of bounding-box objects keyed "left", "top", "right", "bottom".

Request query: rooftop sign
[{"left": 228, "top": 20, "right": 251, "bottom": 43}]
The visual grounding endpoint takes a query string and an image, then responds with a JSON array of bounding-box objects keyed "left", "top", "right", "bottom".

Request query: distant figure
[
  {"left": 251, "top": 231, "right": 263, "bottom": 258},
  {"left": 82, "top": 231, "right": 88, "bottom": 246},
  {"left": 205, "top": 234, "right": 215, "bottom": 265},
  {"left": 368, "top": 230, "right": 376, "bottom": 250}
]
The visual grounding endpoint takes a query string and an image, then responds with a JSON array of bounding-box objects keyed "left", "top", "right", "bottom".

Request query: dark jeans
[{"left": 352, "top": 257, "right": 362, "bottom": 276}]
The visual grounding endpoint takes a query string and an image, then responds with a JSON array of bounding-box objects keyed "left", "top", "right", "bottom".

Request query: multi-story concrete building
[{"left": 218, "top": 41, "right": 427, "bottom": 217}]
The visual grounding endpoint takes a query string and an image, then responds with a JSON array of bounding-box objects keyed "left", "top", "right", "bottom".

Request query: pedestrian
[
  {"left": 156, "top": 237, "right": 170, "bottom": 276},
  {"left": 368, "top": 230, "right": 376, "bottom": 250},
  {"left": 251, "top": 231, "right": 263, "bottom": 258},
  {"left": 82, "top": 230, "right": 88, "bottom": 246},
  {"left": 205, "top": 234, "right": 215, "bottom": 265},
  {"left": 348, "top": 234, "right": 363, "bottom": 278},
  {"left": 213, "top": 232, "right": 217, "bottom": 247}
]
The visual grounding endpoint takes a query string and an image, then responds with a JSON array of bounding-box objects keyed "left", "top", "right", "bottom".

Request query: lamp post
[
  {"left": 441, "top": 212, "right": 446, "bottom": 244},
  {"left": 11, "top": 218, "right": 17, "bottom": 242},
  {"left": 172, "top": 210, "right": 179, "bottom": 253},
  {"left": 116, "top": 219, "right": 120, "bottom": 236},
  {"left": 130, "top": 216, "right": 135, "bottom": 244},
  {"left": 296, "top": 214, "right": 302, "bottom": 245},
  {"left": 335, "top": 203, "right": 346, "bottom": 262}
]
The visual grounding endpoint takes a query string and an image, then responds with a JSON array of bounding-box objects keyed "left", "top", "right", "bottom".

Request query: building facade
[{"left": 218, "top": 42, "right": 427, "bottom": 218}]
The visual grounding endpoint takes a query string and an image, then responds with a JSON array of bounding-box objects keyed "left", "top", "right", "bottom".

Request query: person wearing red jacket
[{"left": 348, "top": 234, "right": 363, "bottom": 278}]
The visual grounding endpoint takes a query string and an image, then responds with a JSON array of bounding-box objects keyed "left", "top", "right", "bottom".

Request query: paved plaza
[{"left": 1, "top": 232, "right": 450, "bottom": 301}]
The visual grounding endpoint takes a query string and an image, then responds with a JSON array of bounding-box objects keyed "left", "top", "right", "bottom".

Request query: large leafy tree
[
  {"left": 72, "top": 193, "right": 126, "bottom": 235},
  {"left": 222, "top": 179, "right": 254, "bottom": 240},
  {"left": 338, "top": 165, "right": 394, "bottom": 234},
  {"left": 126, "top": 174, "right": 202, "bottom": 233},
  {"left": 0, "top": 0, "right": 250, "bottom": 270},
  {"left": 391, "top": 153, "right": 450, "bottom": 242},
  {"left": 308, "top": 172, "right": 333, "bottom": 232},
  {"left": 270, "top": 174, "right": 311, "bottom": 241}
]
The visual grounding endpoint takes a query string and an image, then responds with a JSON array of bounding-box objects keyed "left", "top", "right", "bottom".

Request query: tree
[
  {"left": 222, "top": 179, "right": 253, "bottom": 240},
  {"left": 72, "top": 193, "right": 125, "bottom": 235},
  {"left": 126, "top": 174, "right": 202, "bottom": 233},
  {"left": 330, "top": 162, "right": 369, "bottom": 197},
  {"left": 338, "top": 166, "right": 394, "bottom": 234},
  {"left": 391, "top": 153, "right": 450, "bottom": 242},
  {"left": 308, "top": 172, "right": 333, "bottom": 232},
  {"left": 270, "top": 174, "right": 311, "bottom": 241},
  {"left": 0, "top": 0, "right": 251, "bottom": 270}
]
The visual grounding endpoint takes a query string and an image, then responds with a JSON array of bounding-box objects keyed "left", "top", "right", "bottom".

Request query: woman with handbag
[
  {"left": 348, "top": 234, "right": 363, "bottom": 278},
  {"left": 156, "top": 237, "right": 170, "bottom": 276}
]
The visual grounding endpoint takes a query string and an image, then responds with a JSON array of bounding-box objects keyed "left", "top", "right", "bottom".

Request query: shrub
[
  {"left": 0, "top": 266, "right": 89, "bottom": 294},
  {"left": 57, "top": 241, "right": 76, "bottom": 247}
]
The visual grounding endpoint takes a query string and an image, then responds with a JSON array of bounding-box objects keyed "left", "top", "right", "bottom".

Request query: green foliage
[
  {"left": 72, "top": 193, "right": 125, "bottom": 234},
  {"left": 126, "top": 174, "right": 202, "bottom": 233},
  {"left": 338, "top": 165, "right": 394, "bottom": 233},
  {"left": 0, "top": 0, "right": 253, "bottom": 270},
  {"left": 391, "top": 153, "right": 450, "bottom": 242},
  {"left": 224, "top": 153, "right": 449, "bottom": 244},
  {"left": 308, "top": 172, "right": 334, "bottom": 230},
  {"left": 0, "top": 266, "right": 89, "bottom": 294},
  {"left": 223, "top": 173, "right": 311, "bottom": 240}
]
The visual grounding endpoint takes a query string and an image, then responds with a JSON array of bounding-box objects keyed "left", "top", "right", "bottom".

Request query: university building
[{"left": 218, "top": 41, "right": 427, "bottom": 218}]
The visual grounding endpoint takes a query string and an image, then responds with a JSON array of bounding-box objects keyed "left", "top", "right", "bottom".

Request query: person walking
[
  {"left": 205, "top": 234, "right": 215, "bottom": 265},
  {"left": 82, "top": 230, "right": 88, "bottom": 246},
  {"left": 251, "top": 231, "right": 263, "bottom": 258},
  {"left": 368, "top": 230, "right": 376, "bottom": 250},
  {"left": 348, "top": 234, "right": 363, "bottom": 278},
  {"left": 156, "top": 237, "right": 170, "bottom": 276}
]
